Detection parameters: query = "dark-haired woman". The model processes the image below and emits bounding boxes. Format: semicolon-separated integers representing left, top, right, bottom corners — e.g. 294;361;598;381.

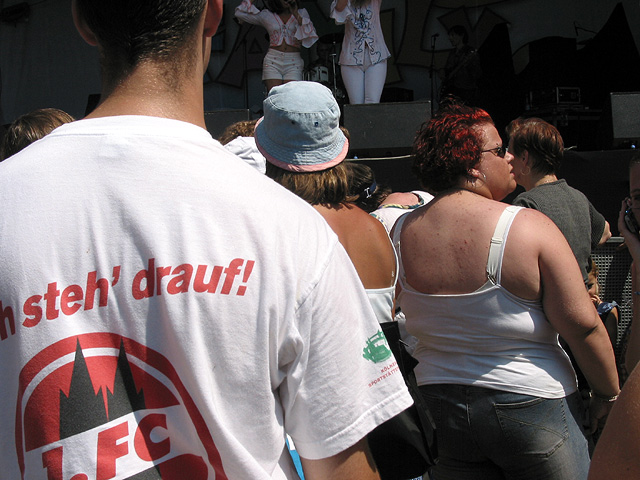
235;0;318;92
330;0;389;104
507;116;611;285
393;102;619;479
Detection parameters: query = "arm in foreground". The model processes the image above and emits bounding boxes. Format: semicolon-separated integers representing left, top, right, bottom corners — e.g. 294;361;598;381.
537;213;620;431
301;438;380;480
589;364;640;479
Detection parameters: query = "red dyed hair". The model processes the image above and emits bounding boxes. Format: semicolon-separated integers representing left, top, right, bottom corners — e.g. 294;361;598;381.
412;102;493;193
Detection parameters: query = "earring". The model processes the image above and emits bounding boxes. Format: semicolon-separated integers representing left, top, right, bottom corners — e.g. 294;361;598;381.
521;165;531;176
470;172;487;185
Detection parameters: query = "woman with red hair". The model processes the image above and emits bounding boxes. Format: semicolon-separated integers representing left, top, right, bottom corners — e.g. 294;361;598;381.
392;102;619;479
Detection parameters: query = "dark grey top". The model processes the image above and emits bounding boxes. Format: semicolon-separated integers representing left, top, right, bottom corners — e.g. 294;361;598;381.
512;179;606;284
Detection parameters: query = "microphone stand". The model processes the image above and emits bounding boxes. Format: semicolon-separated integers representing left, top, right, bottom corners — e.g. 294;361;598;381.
330;51;338;98
429;34;439;117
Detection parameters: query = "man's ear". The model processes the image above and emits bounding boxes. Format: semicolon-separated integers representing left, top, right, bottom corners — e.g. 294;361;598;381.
71;0;98;46
203;0;223;37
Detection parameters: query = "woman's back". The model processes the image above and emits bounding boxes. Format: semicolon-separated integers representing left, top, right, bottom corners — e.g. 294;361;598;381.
399;189;547;301
315;203;396;290
397;198;578;396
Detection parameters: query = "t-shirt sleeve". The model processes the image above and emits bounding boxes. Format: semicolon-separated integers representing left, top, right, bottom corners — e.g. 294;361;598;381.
280;242;413;460
512;193;539;210
589;201;607;249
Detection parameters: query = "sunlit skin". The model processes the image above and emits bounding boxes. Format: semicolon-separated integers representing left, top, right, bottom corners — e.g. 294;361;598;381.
476;124;517;201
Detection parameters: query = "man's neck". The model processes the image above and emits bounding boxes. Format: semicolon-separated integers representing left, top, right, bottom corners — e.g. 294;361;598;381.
87;62;207;129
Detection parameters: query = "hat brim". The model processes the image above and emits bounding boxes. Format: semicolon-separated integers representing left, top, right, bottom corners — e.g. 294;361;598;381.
254;117;349;172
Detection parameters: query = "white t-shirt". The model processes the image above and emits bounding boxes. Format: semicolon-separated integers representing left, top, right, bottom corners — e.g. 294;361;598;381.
0;116;412;479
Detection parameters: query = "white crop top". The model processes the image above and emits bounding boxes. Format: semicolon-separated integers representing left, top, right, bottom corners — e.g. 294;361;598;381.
394;205;577;399
235;0;318;49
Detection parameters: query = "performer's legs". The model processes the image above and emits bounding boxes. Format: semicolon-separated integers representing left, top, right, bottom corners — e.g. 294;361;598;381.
263;49;303;93
363;59;387;104
341;64;366;104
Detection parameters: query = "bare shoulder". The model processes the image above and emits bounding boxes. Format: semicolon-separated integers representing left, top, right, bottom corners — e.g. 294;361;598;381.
317;204;390;248
380;191;419;206
510;207;567;246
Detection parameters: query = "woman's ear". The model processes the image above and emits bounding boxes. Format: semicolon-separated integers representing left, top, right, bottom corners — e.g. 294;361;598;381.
468;168;483;182
522;150;530;166
71;0;98;46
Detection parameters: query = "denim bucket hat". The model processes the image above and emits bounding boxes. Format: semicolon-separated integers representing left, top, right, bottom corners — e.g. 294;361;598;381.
254;81;349;172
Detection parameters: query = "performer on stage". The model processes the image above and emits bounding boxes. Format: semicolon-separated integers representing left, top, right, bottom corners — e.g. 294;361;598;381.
439;25;482;105
235;0;318;93
330;0;390;104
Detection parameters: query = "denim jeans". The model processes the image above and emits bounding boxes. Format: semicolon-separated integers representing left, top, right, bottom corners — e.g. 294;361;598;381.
420;384;589;480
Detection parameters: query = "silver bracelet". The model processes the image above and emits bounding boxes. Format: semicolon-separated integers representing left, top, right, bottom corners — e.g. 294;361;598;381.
592;392;619;403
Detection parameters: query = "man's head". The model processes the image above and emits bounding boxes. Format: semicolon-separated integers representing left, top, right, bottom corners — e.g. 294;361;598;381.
72;0;221;83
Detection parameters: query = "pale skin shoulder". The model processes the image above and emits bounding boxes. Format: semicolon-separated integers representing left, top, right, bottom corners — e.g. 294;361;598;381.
380;191;420;207
315;203;396;290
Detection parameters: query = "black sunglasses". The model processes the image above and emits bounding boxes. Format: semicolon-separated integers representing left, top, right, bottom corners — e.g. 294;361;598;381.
482;145;507;158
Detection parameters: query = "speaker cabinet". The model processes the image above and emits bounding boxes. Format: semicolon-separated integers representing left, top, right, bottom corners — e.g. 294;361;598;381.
204;109;250;140
610;92;640;146
592;238;632;363
343;101;431;157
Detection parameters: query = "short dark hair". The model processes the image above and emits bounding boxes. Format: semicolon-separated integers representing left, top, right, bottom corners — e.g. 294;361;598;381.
265;161;350;206
344;161;391;213
75;0;207;77
448;25;469;44
412;102;493;193
629;151;640;171
506;117;563;175
264;0;299;14
1;108;74;160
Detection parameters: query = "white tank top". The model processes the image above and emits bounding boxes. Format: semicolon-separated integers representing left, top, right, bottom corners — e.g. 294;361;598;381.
394;205;577;399
366;234;398;324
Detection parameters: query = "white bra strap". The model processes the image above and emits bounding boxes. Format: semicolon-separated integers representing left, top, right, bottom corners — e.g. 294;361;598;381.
391;212;410;286
486;205;522;284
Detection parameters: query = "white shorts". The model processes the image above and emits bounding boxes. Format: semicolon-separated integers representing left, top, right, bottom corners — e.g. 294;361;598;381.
262;49;304;81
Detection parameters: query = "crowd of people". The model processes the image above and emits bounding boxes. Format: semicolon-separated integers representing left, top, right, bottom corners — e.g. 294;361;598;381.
1;0;639;479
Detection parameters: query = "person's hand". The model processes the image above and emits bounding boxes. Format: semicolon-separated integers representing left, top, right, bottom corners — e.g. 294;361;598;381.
285;0;298;16
587;394;617;434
